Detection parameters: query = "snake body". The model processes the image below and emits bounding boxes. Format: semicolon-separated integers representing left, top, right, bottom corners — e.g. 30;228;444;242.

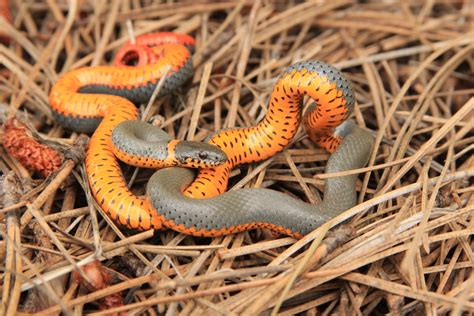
50;31;374;237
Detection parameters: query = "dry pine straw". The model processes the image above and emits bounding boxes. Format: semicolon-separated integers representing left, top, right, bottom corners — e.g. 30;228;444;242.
0;1;473;315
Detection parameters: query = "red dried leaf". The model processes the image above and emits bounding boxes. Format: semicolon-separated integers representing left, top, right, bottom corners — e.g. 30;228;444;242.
3;118;63;177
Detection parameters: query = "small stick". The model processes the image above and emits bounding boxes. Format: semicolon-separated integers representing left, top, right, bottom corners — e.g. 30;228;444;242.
126;19;136;44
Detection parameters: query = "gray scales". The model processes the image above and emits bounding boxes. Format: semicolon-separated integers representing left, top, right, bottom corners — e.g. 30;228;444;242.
284;60;355;110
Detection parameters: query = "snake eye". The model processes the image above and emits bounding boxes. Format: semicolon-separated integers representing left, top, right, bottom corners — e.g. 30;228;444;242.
198;152;208;160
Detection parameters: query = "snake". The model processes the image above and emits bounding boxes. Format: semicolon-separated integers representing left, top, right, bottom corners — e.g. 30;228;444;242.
50;31;373;238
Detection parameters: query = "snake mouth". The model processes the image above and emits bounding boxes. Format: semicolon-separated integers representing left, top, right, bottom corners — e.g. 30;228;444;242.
181;157;221;168
179;152;227;168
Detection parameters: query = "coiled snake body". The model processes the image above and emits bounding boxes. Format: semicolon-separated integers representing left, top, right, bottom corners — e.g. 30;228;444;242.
50;32;373;238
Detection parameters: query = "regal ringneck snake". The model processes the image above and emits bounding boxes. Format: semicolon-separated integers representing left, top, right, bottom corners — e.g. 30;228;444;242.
49;32;374;238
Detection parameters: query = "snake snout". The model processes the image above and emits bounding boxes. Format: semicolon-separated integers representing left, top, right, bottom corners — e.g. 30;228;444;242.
175;141;227;167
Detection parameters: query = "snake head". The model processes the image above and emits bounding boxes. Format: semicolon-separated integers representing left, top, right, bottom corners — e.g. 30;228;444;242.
175;141;227;167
